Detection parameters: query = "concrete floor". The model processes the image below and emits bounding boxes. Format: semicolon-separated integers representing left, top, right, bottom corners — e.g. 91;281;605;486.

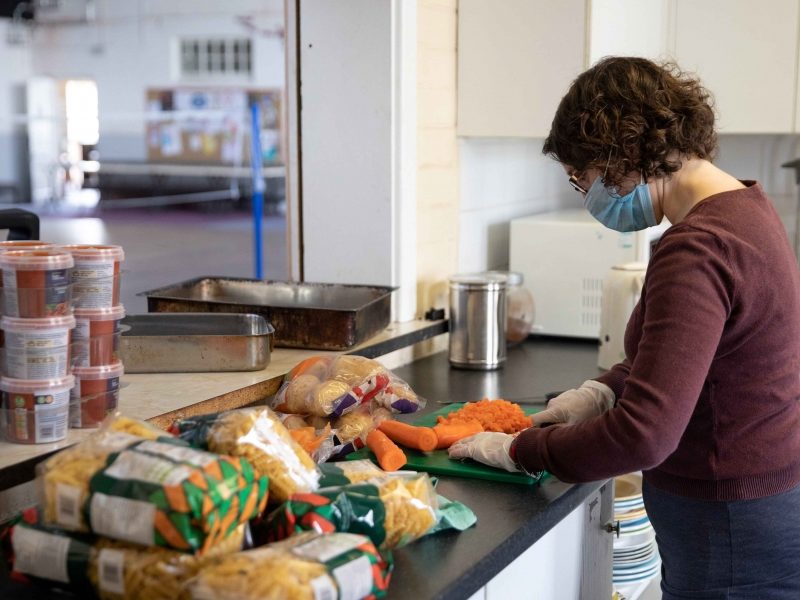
31;207;288;314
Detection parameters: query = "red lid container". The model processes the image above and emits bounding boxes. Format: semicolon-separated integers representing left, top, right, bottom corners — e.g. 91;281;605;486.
60;245;124;308
1;375;74;443
71;361;124;428
73;305;125;367
0;250;74;317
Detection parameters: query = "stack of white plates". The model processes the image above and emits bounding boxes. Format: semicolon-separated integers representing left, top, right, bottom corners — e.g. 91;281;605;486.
613;473;661;591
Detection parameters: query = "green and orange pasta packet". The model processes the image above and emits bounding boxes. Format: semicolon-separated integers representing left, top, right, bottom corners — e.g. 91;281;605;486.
259;472;439;550
8;521;245;600
38;417;268;554
184;532;392;600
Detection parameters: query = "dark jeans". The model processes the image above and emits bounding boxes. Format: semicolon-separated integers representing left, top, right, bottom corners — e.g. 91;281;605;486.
643;480;800;599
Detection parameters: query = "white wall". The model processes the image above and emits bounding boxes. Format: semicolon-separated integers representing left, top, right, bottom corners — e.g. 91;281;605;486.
0;19;32;199
459;134;800;273
27;0;284;160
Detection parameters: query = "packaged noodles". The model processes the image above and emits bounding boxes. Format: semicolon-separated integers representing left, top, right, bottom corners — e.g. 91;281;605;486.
173;407;320;503
9;523;245;600
185;532;392;600
262;472;438;549
38;421;268;553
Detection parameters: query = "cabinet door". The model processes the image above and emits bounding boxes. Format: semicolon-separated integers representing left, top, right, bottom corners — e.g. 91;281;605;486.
673;0;799;133
589;0;672;64
457;0;586;138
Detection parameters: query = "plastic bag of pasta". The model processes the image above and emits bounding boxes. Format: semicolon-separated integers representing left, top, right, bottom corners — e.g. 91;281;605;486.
318;458;387;487
38;423;268;553
172;407;321;504
88;525;246;600
184;532;392;600
8;523;95;594
7;523;246;600
272;354;425;417
259;472;438;550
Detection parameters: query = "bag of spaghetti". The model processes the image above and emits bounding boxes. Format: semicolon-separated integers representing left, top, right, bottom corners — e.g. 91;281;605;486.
184;531;392;600
38;417;268;554
8;523;246;600
171;407;320;503
272;354;425;418
258;472;438;550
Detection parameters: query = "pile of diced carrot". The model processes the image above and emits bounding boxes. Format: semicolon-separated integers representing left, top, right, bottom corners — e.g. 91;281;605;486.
437;399;531;434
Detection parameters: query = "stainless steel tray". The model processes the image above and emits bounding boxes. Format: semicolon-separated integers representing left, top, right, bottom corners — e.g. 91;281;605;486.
119;313;274;373
140;277;394;350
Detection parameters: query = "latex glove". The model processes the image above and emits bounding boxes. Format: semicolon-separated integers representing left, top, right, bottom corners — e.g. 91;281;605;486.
533;380;615;427
448;432;518;473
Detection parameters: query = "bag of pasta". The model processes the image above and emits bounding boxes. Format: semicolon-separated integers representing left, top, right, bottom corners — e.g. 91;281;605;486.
260;472;438;550
184;532;392;600
8;523;95;594
7;523;247;600
172;407;321;504
272;354;425;417
38;423;268;553
88;525;246;600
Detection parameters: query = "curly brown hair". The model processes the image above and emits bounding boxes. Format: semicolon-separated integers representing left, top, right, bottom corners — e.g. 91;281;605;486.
542;57;717;188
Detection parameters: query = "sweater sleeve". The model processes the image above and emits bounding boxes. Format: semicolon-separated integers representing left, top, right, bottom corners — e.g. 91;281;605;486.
513;227;735;481
595;359;631;400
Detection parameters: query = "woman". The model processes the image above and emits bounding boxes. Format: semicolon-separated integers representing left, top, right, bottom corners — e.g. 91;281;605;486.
450;57;800;598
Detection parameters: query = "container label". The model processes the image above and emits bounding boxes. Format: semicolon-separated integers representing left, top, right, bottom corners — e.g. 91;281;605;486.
4;329;70;379
34;401;68;442
2;269;17;314
72;261;115;308
72;318;91;367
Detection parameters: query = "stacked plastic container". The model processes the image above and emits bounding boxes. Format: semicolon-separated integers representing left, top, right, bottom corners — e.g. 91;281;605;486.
0;243;75;444
61;245;125;430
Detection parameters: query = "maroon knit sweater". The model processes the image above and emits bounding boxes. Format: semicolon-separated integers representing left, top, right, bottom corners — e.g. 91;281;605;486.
513;181;800;500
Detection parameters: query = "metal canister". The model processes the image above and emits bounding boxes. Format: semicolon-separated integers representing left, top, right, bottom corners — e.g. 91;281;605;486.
448;274;507;370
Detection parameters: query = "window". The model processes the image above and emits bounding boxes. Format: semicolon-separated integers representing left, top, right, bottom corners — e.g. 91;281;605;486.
179;38;252;78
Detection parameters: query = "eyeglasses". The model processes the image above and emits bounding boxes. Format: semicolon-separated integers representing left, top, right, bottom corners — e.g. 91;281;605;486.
568;174;588;195
568;148;614;196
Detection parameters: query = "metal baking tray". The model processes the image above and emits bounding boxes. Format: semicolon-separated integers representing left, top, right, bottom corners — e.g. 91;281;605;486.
119;313;274;373
140;277;394;350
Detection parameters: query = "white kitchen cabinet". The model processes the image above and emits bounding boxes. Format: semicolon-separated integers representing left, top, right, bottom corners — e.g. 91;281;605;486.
459;0;800;137
672;0;799;133
456;0;587;138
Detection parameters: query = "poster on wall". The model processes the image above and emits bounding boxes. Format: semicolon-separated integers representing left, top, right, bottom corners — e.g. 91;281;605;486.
145;87;283;165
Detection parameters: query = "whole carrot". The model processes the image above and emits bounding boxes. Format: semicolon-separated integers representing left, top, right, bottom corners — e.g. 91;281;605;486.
377;420;438;452
433;420;483;449
366;429;407;471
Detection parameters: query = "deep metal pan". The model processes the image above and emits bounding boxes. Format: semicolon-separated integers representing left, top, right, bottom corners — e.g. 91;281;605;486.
120;313;274;373
140;277;394;350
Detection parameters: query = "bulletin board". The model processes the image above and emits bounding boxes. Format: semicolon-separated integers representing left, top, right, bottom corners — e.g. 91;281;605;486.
145;87;283;165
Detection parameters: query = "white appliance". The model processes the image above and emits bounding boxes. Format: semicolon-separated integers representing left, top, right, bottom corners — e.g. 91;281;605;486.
598;263;646;369
509;209;667;338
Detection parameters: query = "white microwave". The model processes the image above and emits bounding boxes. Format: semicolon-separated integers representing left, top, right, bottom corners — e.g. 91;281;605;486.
509;209;668;339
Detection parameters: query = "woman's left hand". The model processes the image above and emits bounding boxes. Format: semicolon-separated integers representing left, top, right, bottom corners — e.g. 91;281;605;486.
448;432;519;473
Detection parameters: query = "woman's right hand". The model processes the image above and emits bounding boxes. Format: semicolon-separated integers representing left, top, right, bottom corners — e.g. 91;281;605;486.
533;380;615;427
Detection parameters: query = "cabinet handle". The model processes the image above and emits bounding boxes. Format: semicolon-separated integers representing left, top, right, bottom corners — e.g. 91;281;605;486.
604;520;620;538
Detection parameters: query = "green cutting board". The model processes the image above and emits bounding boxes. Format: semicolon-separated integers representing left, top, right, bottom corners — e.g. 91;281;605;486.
346;403;547;485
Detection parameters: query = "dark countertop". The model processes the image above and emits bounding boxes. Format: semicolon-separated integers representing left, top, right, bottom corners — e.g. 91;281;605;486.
0;336;606;600
385;337;607;600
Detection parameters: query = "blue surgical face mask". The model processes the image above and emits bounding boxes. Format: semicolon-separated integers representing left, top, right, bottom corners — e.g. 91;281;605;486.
584;175;657;232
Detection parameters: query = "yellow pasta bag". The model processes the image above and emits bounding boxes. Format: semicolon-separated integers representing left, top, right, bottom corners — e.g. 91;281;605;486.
184;532;392;600
173;407;321;503
9;523;245;600
88;526;246;600
260;472;438;550
38;420;267;553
